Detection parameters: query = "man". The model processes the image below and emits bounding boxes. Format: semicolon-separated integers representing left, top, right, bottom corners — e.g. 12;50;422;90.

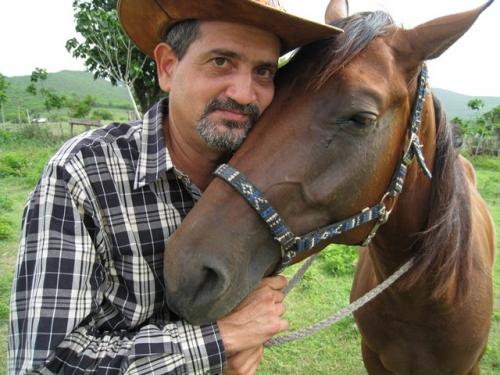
8;0;341;373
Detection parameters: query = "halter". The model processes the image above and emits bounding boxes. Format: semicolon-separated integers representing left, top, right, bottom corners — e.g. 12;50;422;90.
214;65;432;271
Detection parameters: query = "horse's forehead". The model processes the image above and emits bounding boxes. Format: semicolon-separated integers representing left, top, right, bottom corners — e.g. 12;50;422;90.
352;37;396;73
340;37;408;95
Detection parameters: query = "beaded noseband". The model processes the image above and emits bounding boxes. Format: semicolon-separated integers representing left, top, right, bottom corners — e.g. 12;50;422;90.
214;65;432;271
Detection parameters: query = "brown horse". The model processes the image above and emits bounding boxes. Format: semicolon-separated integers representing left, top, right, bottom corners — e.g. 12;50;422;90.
164;2;496;373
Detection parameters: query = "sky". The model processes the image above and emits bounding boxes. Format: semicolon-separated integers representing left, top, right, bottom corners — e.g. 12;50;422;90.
0;0;498;96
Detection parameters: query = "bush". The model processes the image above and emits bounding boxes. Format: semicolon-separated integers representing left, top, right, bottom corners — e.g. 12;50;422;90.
0;125;64;147
319;244;358;276
0;217;13;240
0;196;13;211
0;152;29;177
91;109;114;121
16;124;59;144
0;128;13;143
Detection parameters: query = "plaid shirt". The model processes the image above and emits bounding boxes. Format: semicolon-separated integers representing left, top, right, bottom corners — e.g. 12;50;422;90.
9;99;226;374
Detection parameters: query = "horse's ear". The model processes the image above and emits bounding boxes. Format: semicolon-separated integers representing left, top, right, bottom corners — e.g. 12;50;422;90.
325;0;349;24
392;0;494;63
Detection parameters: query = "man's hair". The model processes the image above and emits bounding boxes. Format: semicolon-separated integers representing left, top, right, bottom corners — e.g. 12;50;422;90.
163;20;201;59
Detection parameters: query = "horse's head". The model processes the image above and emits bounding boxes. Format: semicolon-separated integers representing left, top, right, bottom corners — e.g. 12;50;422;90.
164;1;494;324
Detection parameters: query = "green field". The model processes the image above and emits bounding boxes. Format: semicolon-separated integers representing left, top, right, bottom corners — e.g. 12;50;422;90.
0;125;498;374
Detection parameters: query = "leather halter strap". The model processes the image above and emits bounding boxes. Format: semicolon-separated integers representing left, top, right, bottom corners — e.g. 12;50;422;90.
214;65;431;271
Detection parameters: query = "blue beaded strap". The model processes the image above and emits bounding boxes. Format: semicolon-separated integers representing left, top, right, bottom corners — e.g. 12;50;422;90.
296;204;385;253
214;164;386;267
214;164;297;257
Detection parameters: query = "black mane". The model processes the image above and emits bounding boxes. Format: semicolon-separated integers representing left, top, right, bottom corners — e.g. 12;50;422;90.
278;11;395;91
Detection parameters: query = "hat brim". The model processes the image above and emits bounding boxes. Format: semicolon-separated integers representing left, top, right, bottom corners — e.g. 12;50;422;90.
118;0;343;58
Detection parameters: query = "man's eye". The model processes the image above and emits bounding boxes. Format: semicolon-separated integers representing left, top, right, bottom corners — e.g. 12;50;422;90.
212;57;229;67
256;67;275;79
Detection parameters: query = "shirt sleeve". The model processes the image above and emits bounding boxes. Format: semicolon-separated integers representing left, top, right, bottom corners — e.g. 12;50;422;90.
8;161;226;374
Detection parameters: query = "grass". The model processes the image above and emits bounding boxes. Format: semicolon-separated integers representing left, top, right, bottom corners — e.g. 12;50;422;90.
0;127;498;374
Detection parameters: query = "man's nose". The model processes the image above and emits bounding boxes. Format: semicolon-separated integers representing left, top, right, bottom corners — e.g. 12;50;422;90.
225;73;258;106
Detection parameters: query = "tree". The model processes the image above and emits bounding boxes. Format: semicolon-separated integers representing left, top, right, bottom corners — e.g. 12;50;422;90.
26;68;67;122
0;73;9;126
68;95;96;118
66;0;161;118
26;68;48;95
467;98;485;113
462;101;499;155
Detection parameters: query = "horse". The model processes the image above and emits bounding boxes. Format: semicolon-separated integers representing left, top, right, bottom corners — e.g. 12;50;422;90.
164;2;496;373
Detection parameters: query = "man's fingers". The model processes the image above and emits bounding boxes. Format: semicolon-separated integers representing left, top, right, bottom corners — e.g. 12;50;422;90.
277;318;289;333
275;301;286;317
224;346;264;375
259;275;287;290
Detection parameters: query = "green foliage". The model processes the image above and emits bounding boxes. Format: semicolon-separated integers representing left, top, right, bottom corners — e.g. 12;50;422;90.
455;104;500;155
0;217;13;240
0;196;13;212
0;152;29;177
26;68;68;117
0;72;10;106
0;187;14;241
1;72;10;125
44;91;66;111
433;88;500;120
319;244;358;276
26;68;48;96
67;0;160;114
12;124;60;144
0;128;12;143
68;95;96;118
468;98;485;112
91;108;114;120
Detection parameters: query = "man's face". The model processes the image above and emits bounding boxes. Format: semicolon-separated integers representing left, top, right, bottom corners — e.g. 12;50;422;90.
159;21;281;152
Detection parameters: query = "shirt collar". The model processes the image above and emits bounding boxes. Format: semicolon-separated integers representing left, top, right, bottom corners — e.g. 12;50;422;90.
134;98;174;190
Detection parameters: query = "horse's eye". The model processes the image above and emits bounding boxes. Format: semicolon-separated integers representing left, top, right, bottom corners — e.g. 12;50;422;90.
351;113;378;127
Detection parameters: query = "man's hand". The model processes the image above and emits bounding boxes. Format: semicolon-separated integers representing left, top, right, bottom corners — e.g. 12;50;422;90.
217;275;287;372
218;275;288;354
223;346;263;375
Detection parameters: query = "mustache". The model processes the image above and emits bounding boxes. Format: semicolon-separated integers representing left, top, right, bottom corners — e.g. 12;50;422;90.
202;97;260;124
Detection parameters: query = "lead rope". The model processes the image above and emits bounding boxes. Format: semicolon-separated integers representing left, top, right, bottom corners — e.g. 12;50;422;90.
265;256;415;347
282;253;319;296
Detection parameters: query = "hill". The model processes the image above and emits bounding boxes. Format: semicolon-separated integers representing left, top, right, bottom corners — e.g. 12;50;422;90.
432;88;500;120
2;70;499;122
3;70;132;121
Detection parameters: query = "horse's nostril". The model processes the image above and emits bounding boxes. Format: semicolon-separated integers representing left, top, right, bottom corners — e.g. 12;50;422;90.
201;266;220;291
193;264;230;305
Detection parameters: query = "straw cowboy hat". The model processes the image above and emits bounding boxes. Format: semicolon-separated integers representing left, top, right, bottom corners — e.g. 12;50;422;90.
117;0;343;57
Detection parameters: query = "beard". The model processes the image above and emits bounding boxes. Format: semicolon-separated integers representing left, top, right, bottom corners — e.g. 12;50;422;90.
196;97;260;151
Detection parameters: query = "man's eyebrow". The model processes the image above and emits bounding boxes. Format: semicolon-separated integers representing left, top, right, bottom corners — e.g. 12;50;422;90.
207;49;278;68
207;49;241;60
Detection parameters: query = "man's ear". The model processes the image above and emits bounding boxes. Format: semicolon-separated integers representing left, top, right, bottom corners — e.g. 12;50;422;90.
154;43;178;92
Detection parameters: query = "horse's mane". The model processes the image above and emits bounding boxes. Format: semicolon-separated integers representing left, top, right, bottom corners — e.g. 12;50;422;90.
402;95;473;302
279;12;474;302
279;11;395;91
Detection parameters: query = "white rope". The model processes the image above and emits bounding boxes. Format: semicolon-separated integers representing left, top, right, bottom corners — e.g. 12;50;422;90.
282;253;318;296
265;256;415;347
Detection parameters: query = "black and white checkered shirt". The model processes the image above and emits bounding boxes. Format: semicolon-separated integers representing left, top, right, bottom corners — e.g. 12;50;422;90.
9;99;226;374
